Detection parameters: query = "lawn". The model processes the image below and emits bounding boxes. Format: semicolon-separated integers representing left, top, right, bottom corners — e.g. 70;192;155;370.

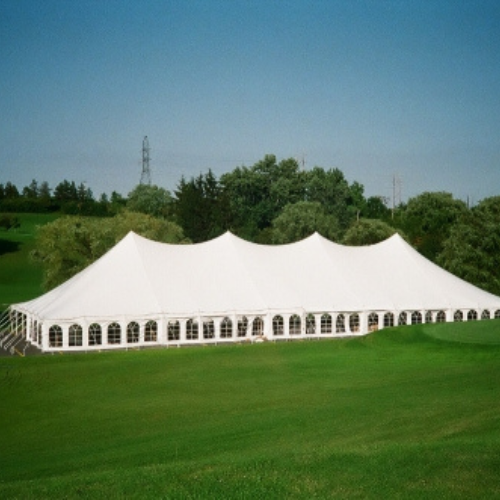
0;213;58;308
1;323;500;499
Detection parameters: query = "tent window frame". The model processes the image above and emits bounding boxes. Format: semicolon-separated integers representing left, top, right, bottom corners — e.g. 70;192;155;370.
305;313;316;334
186;319;199;340
336;314;346;333
220;317;233;338
398;312;407;326
411;311;422;325
145;320;157;342
203;320;215;340
69;324;82;347
49;325;63;348
321;314;332;334
273;315;284;336
127;322;140;343
384;312;394;328
89;323;102;345
237;316;248;337
467;310;478;321
454;310;463;322
289;314;301;335
168;321;180;341
436;311;446;323
108;323;121;344
481;310;490;320
349;314;360;333
368;313;378;331
252;317;264;336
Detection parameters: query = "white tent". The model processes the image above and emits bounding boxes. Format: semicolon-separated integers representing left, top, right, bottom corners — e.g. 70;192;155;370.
8;231;500;352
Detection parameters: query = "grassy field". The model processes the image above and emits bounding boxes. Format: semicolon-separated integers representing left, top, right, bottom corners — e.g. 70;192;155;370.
1;323;500;499
0;213;58;308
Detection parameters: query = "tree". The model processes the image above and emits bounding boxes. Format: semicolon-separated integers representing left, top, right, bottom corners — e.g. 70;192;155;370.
401;192;467;261
32;211;189;290
303;167;359;230
438;196;500;295
174;170;228;242
364;196;391;220
221;155;304;239
342;219;399;246
127;184;173;218
271;201;340;244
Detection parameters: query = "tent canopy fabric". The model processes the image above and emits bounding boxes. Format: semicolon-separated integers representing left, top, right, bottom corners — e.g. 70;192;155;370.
13;230;500;324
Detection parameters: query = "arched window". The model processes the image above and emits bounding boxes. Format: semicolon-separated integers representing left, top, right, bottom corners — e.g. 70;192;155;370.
321;314;332;334
495;310;500;319
186;319;198;340
37;322;42;344
368;313;378;331
145;320;157;342
336;314;345;333
89;323;102;345
425;311;433;323
127;322;140;343
273;315;284;336
108;323;121;344
411;311;422;325
349;314;360;333
168;321;180;341
289;315;301;335
436;311;446;323
203;320;215;339
467;310;478;321
306;314;316;334
237;317;248;337
481;310;490;320
384;313;394;328
454;310;463;322
49;325;63;348
252;317;264;336
69;324;82;347
220;317;232;338
398;312;407;326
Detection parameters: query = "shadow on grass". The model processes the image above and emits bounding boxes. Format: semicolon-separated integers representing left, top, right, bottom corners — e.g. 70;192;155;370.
0;238;20;256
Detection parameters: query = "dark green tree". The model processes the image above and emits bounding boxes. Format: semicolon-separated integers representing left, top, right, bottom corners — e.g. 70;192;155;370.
174;170;227;242
401;192;467;261
438;196;500;295
221;155;304;239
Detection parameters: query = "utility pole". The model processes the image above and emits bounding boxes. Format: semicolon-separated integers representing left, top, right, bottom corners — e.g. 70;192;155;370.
140;136;151;185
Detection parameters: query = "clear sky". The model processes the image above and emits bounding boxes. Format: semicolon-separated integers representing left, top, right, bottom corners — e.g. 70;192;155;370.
1;0;499;204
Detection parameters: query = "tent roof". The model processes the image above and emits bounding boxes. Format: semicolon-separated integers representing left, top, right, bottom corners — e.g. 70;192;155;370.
14;231;500;323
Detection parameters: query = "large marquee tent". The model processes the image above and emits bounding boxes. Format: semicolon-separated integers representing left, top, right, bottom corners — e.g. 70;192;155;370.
6;231;500;352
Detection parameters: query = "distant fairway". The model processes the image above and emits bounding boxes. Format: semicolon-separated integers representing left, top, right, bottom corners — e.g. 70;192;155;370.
424;318;500;345
0;213;58;308
1;324;500;499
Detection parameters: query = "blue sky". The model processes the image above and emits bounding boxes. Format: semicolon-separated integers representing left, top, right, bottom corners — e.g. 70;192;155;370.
1;0;499;204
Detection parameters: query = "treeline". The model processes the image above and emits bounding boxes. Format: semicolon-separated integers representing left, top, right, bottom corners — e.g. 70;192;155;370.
2;154;500;295
0;179;125;216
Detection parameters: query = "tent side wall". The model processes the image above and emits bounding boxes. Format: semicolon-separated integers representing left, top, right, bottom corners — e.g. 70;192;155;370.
10;305;500;353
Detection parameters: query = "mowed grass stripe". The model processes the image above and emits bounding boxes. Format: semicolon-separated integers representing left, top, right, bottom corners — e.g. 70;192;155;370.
1;326;500;498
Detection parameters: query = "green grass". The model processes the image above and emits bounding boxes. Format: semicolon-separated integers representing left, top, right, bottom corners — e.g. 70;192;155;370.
425;319;500;344
0;213;58;307
1;324;500;498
